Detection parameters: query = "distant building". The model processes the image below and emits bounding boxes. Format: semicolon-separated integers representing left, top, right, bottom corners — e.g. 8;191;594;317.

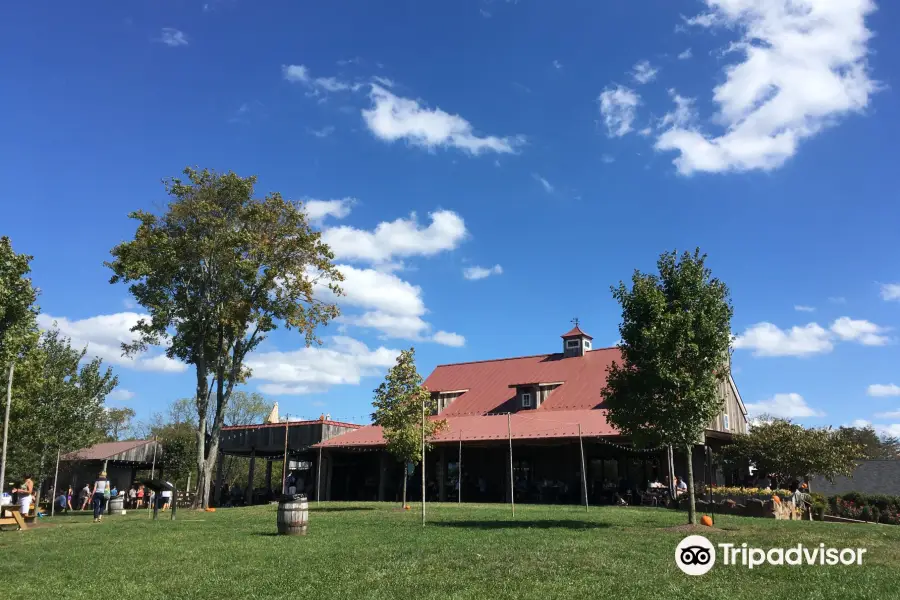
811;460;900;496
60;439;163;492
314;324;748;504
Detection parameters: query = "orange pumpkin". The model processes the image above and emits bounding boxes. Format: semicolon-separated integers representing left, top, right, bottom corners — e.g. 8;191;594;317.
404;505;411;510
773;495;782;504
205;507;216;512
700;515;713;527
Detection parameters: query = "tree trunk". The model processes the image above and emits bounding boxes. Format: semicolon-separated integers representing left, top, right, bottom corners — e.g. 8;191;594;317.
401;467;407;508
685;444;697;525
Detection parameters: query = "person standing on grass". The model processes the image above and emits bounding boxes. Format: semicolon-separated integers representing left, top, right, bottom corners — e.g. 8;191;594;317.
66;486;74;511
128;485;136;508
79;483;91;510
12;475;34;516
136;484;144;508
91;471;111;522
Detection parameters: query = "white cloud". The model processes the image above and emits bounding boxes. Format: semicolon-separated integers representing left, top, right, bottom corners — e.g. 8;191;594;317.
463;264;503;281
553;60;563;70
880;283;900;301
631;60;659;84
656;0;878;175
247;336;400;396
532;173;554;193
324;265;426;318
282;64;357;95
794;305;816;312
867;383;900;397
108;389;135;402
321;210;466;264
733;322;833;357
158;28;188;47
36;313;186;373
851;419;900;437
830;316;889;346
432;331;466;347
339;311;429;340
598;85;640;138
734;316;889;356
309;126;335;138
282;64;310;83
659;90;697;130
874;409;900;419
304;198;354;222
678;48;693;60
362;84;523;155
601;154;615;164
745;393;824;419
372;76;395;88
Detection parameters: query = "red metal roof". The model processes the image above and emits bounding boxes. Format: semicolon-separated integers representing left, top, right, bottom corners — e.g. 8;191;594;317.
317;409;618;448
61;440;154;461
318;347;625;449
426;347;620;415
561;325;592;339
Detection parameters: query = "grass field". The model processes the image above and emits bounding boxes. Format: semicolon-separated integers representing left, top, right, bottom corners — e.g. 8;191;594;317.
2;502;898;599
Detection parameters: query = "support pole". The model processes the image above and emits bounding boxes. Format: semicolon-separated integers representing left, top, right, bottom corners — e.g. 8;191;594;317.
246;450;256;505
316;446;322;504
507;413;515;518
281;416;290;494
421;396;426;527
578;424;589;512
50;447;61;517
0;362;13;497
458;429;462;505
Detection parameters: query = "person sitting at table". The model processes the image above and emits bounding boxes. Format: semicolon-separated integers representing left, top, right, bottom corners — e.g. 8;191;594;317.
675;476;688;496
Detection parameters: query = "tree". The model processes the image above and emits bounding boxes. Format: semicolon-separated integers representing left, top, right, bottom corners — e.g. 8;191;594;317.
107;167;342;508
0;236;40;490
837;426;900;460
602;249;733;525
372;348;446;507
7;329;118;501
104;407;137;441
723;418;867;488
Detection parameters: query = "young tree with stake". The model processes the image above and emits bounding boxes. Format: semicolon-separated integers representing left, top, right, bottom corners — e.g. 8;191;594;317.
107;167;342;508
372;348;446;508
602;249;733;525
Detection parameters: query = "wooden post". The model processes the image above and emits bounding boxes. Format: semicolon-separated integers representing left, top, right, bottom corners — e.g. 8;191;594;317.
666;445;675;499
458;429;462;505
316;446;322;504
265;460;273;495
578;424;589;512
0;362;13;497
421;396;426;526
214;450;225;507
438;447;447;502
246;450;256;505
507;413;514;518
50;448;61;517
150;438;158;479
281;416;290;495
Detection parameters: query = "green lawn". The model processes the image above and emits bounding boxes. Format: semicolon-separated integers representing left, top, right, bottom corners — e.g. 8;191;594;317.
2;502;898;599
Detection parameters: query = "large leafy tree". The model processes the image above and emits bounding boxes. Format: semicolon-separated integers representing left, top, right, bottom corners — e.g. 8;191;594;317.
7;329;118;500
0;236;40;489
107;167;342;508
837;425;900;460
602;249;733;525
372;348;446;507
723;418;867;488
104;407;137;440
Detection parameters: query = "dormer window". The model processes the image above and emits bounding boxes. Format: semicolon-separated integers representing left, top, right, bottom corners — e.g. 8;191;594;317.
522;393;532;408
566;339;580;349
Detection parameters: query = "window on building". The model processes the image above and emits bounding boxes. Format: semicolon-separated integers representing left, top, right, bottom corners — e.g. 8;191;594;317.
566;339;580;349
723;413;730;431
521;392;532;408
583;340;591;350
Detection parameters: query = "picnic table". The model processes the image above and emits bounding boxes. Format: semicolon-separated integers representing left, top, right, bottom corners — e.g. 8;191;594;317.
0;504;28;531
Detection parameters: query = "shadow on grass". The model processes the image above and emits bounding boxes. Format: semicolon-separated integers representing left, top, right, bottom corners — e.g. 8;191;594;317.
309;507;374;513
434;520;611;530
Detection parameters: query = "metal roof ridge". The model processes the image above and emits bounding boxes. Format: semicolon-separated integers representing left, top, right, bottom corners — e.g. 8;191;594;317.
432;345;619;369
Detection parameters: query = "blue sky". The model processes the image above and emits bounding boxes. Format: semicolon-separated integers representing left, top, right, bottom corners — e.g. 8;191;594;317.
3;1;900;433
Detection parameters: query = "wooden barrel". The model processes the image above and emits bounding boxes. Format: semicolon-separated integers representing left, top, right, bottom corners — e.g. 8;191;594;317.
277;494;308;535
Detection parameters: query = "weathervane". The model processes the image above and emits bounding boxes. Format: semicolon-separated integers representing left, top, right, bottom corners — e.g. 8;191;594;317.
571;317;579;327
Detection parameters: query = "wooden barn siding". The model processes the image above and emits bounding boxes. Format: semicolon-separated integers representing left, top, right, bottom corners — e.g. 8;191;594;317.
109;441;163;464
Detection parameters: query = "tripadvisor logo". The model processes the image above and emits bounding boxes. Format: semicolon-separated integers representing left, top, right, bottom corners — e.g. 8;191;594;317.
675;535;867;575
